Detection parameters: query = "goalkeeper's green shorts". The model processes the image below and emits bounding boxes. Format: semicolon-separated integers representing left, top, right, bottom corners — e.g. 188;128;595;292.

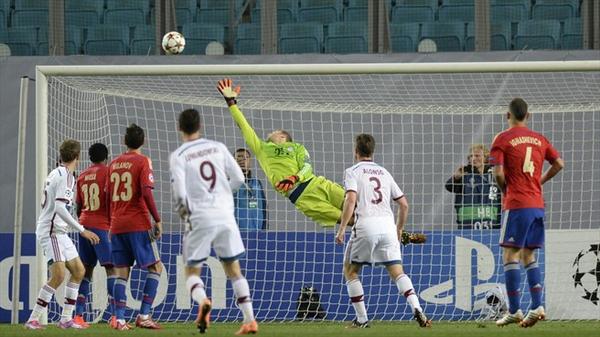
293;176;345;227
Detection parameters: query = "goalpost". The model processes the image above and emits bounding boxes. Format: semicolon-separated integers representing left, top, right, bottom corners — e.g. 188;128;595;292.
32;61;600;323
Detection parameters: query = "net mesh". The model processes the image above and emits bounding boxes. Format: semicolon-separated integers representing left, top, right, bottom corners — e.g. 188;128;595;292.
44;70;600;322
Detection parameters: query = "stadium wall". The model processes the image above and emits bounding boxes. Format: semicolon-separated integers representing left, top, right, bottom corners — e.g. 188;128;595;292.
0;50;599;234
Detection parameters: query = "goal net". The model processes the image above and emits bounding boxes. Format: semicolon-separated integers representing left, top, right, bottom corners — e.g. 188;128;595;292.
38;62;600;323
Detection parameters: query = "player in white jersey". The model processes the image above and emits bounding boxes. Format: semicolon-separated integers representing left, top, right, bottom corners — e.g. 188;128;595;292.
335;134;431;329
25;139;100;330
169;108;258;335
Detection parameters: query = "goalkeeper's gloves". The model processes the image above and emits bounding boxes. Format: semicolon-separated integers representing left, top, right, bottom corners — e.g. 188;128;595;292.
217;78;241;107
276;175;298;192
401;231;427;245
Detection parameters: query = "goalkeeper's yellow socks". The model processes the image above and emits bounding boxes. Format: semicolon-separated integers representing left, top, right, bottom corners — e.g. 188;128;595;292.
346;279;369;323
395;274;422;313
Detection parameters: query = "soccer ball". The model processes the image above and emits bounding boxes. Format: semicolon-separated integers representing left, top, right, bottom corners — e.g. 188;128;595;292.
162;31;185;55
571;244;600;305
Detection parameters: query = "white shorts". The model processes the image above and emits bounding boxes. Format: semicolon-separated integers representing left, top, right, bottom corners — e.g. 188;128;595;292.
344;233;402;266
183;223;245;267
38;233;79;264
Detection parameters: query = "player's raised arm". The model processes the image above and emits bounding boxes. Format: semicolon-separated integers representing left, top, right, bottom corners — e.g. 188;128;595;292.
217;78;262;155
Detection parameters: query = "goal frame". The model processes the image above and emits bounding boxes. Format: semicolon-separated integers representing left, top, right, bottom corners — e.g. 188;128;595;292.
31;60;600;323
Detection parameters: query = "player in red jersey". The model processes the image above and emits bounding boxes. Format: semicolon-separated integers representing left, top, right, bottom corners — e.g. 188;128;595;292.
108;124;163;330
74;143;114;327
490;98;564;328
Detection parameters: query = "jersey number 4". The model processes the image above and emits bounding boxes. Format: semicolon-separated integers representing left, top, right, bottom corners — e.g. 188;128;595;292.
81;183;101;211
523;146;535;177
111;172;133;202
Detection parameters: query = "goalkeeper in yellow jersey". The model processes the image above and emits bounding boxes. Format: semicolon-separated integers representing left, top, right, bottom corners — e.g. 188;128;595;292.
217;78;344;227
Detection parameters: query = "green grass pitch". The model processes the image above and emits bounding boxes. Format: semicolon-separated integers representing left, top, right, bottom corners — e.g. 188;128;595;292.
1;321;599;337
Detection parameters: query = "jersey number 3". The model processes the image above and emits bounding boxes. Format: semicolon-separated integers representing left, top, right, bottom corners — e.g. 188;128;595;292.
369;177;383;204
523;146;535;177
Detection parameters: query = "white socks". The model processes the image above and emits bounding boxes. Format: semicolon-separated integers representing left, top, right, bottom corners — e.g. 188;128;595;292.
186;275;207;304
61;281;80;322
395;274;422;312
346;279;368;323
232;277;255;323
29;284;56;322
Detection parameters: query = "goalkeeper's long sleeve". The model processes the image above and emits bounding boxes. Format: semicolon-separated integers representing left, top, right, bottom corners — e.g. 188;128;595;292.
229;105;263;155
296;162;313;182
294;145;313;182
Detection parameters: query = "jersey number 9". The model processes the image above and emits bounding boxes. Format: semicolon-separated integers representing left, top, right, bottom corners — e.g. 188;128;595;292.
200;161;216;192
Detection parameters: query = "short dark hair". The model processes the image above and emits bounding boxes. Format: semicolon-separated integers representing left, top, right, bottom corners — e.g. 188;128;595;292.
509;98;528;121
89;143;108;163
236;148;251;157
60;139;81;163
178;108;201;135
124;123;145;149
355;133;375;157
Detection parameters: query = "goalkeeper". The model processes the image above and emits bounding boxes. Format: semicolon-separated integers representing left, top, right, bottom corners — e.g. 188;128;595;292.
217;78;344;227
216;79;427;244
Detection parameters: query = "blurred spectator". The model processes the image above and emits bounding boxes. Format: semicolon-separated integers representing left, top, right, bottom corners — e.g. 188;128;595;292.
234;148;267;230
445;144;501;229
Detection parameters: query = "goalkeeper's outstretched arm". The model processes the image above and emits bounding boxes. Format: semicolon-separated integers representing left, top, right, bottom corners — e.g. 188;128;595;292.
217;78;262;155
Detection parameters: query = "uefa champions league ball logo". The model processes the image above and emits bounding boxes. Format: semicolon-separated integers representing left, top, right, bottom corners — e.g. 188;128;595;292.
572;244;600;305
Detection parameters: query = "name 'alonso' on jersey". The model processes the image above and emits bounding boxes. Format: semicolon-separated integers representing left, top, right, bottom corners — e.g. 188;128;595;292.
344;161;404;237
170;138;245;227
